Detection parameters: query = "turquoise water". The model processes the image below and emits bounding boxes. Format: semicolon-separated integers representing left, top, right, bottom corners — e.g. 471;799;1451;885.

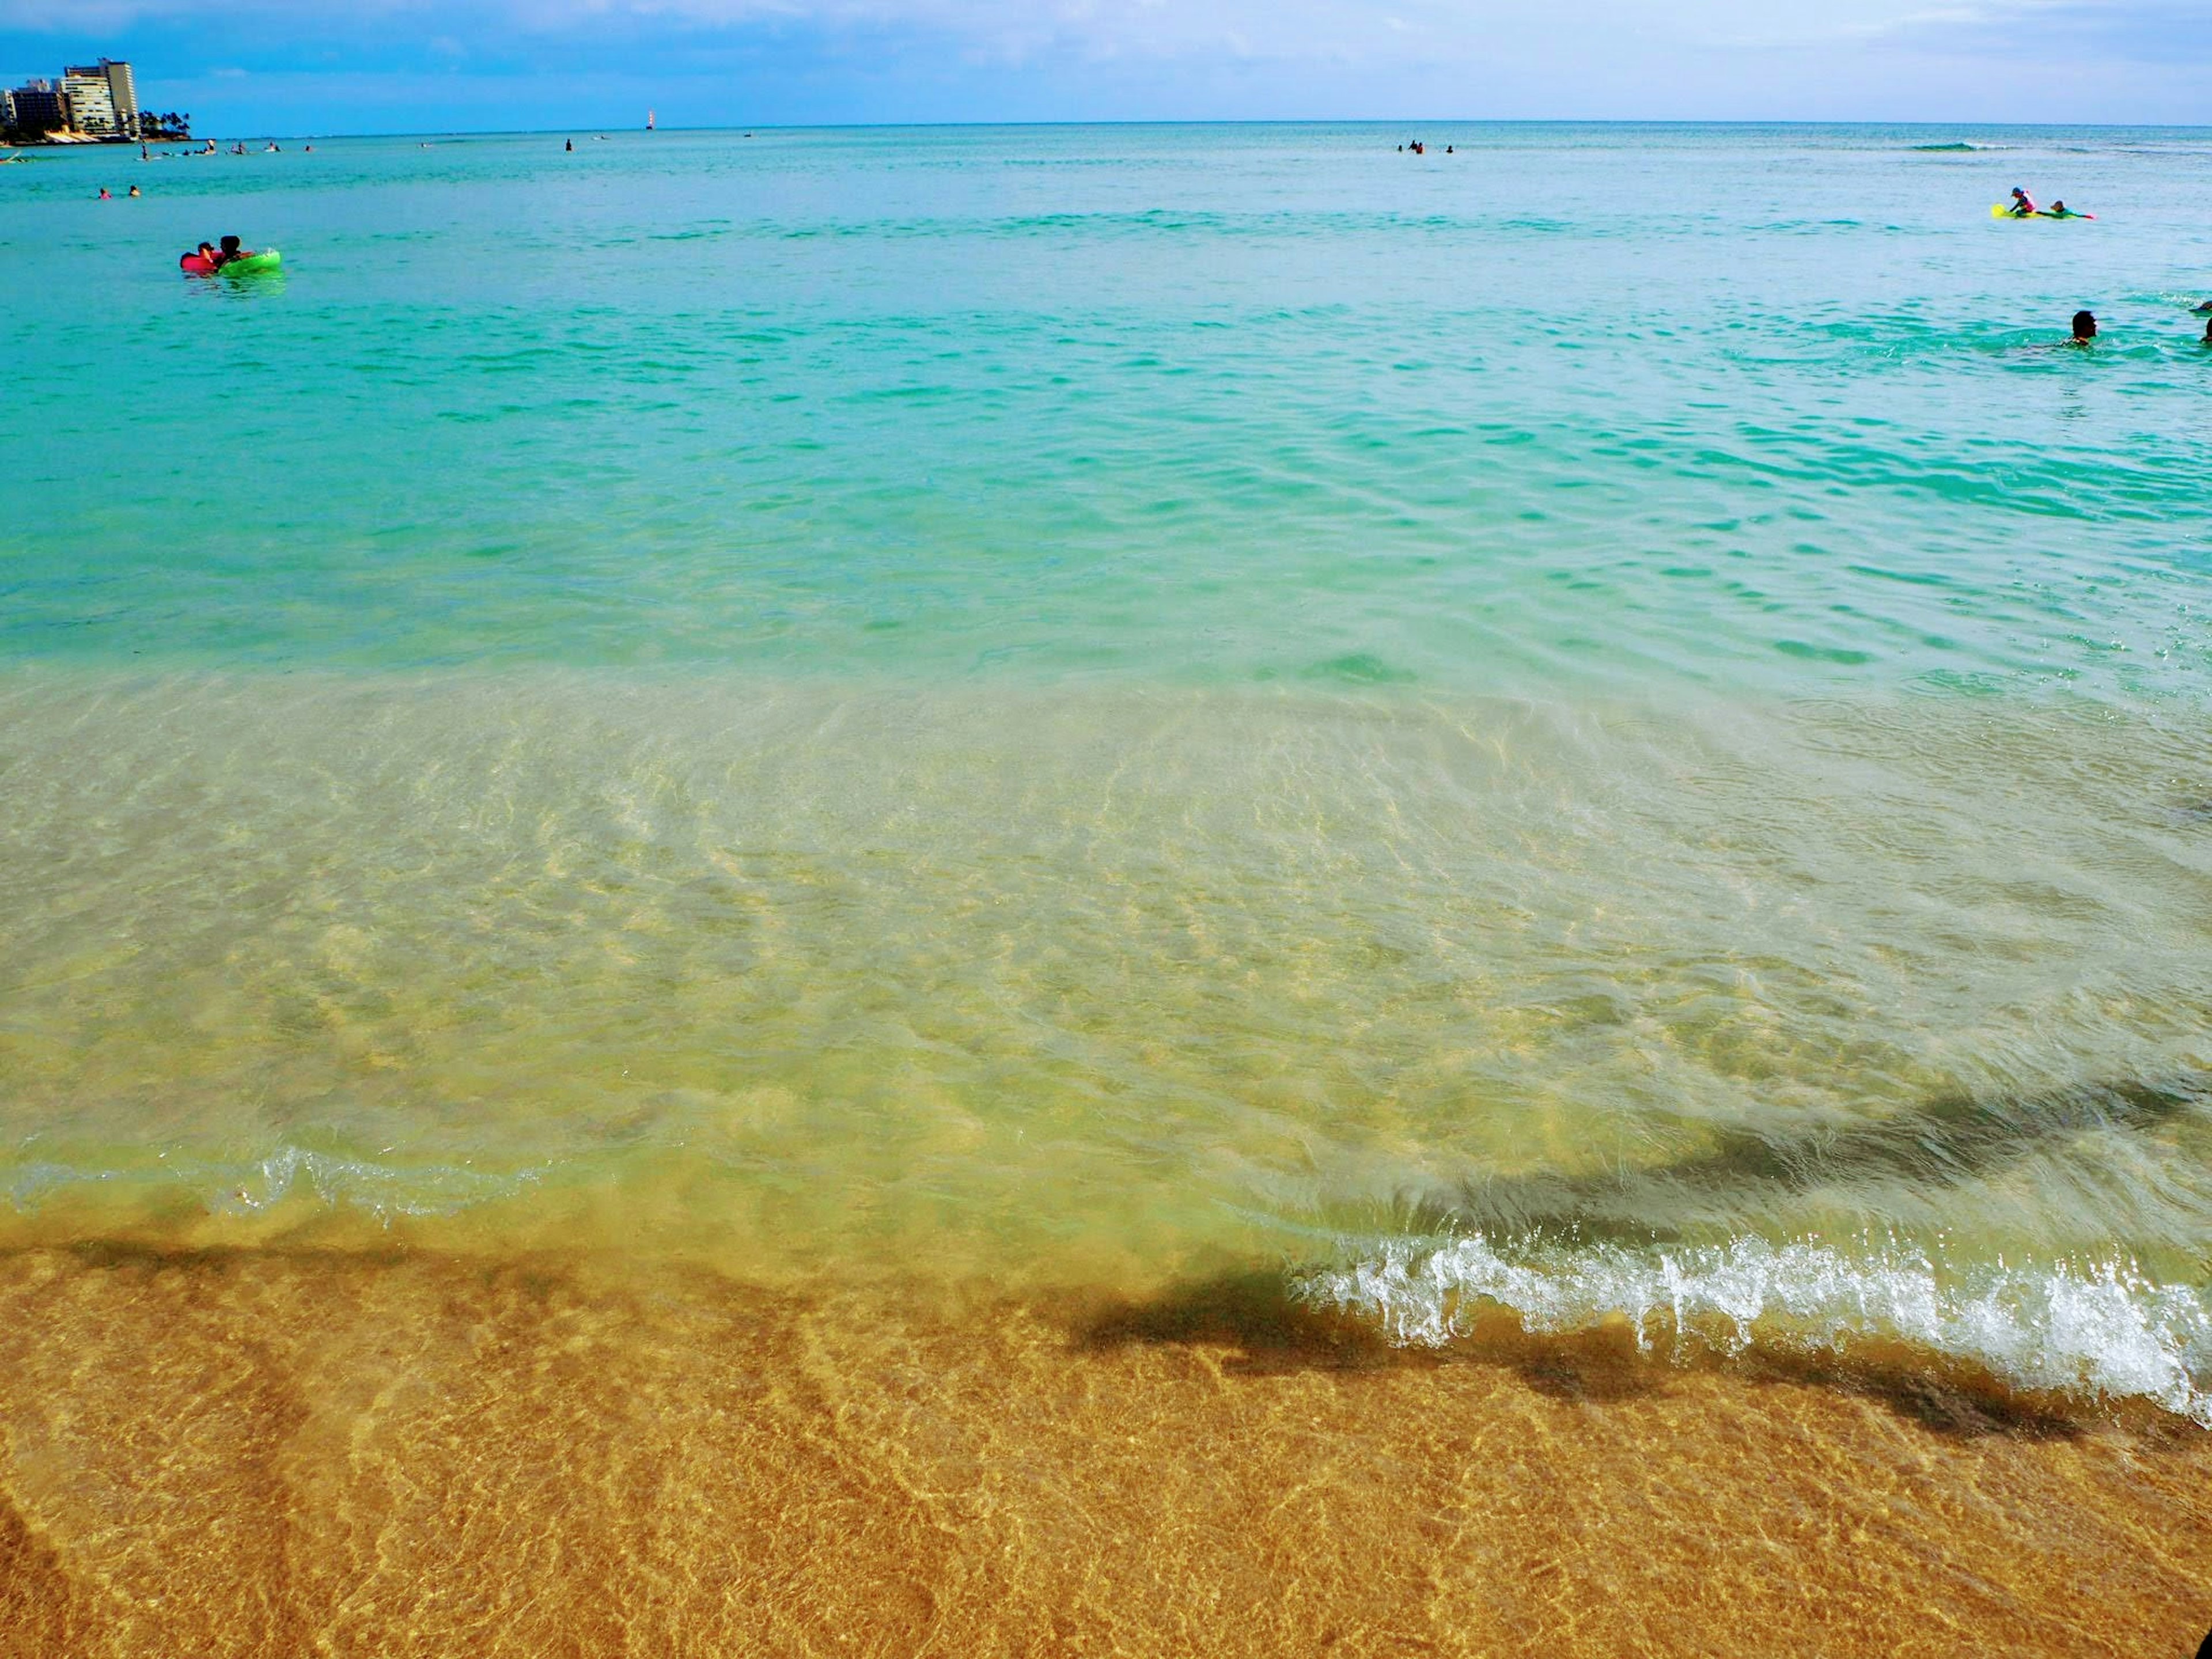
3;124;2210;1416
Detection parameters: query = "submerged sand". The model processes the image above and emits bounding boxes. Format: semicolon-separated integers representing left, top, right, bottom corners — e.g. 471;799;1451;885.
1;1246;2205;1657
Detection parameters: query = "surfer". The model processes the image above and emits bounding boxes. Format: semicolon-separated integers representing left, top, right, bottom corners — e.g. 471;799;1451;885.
2041;200;2093;219
2006;187;2036;218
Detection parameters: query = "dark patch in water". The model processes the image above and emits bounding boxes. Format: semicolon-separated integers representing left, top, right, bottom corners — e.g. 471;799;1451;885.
1077;1270;1400;1373
1434;1074;2204;1243
1300;652;1414;685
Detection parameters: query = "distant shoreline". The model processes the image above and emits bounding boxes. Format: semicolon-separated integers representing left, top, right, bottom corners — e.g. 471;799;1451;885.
0;133;189;148
7;118;2212;150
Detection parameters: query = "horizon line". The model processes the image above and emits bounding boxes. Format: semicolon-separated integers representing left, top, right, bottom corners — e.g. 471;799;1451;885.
44;115;2212;143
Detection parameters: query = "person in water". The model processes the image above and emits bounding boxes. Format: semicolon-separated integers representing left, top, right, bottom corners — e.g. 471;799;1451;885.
214;234;246;268
2068;309;2097;346
2008;187;2036;218
2043;200;2093;219
127;184;140;198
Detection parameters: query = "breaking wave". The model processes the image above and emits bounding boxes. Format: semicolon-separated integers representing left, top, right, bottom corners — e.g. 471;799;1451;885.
1296;1233;2212;1426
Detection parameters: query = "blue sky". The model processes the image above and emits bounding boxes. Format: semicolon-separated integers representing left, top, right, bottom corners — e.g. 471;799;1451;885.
3;0;2207;133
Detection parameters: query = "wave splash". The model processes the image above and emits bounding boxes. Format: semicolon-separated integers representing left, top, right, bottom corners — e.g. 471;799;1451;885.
1294;1234;2212;1426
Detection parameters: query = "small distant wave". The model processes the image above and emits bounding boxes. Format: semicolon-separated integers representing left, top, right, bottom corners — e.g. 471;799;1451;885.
1296;1234;2212;1426
1910;142;2006;152
6;1145;535;1224
214;1146;535;1218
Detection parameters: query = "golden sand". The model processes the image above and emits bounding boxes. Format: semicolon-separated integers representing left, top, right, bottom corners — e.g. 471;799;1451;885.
1;1246;2205;1657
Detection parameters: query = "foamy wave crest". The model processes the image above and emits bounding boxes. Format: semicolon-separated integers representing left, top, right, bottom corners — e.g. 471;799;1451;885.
1294;1235;2212;1426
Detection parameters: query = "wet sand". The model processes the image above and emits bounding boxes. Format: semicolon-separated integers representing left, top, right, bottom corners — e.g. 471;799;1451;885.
2;1246;2206;1657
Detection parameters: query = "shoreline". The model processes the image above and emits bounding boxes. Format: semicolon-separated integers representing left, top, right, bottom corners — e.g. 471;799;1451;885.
2;1243;2206;1656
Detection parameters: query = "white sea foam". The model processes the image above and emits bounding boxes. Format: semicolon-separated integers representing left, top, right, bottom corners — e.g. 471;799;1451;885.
1295;1234;2212;1426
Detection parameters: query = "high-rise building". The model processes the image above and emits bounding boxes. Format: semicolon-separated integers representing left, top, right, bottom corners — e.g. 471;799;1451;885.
7;79;67;135
60;67;119;135
97;60;138;135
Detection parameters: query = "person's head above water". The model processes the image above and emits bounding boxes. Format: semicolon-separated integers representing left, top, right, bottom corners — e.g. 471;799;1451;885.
219;235;241;254
2012;187;2029;200
2071;310;2097;340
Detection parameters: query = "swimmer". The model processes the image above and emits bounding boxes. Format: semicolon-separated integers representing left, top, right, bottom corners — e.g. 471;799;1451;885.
2202;315;2212;346
97;187;111;199
2006;187;2036;218
127;184;140;198
2067;309;2097;346
2041;200;2094;219
214;233;247;268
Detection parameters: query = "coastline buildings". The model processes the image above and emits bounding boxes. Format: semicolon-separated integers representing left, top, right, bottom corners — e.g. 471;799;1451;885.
5;59;144;139
5;78;69;137
60;67;119;136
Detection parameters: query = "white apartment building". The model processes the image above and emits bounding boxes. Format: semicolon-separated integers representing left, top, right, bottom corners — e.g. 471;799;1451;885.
60;67;119;135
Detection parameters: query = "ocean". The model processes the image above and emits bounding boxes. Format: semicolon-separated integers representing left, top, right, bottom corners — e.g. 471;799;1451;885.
2;122;2210;1652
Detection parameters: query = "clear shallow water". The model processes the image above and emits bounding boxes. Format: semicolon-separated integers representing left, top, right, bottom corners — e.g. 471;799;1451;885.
2;123;2211;1421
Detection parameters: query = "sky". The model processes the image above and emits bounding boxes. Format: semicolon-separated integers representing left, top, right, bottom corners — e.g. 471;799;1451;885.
2;0;2207;134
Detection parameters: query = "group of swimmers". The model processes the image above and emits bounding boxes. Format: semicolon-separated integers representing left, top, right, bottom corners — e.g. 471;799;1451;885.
1397;141;1454;154
94;185;141;199
2006;188;2092;219
2064;302;2212;347
181;235;252;271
